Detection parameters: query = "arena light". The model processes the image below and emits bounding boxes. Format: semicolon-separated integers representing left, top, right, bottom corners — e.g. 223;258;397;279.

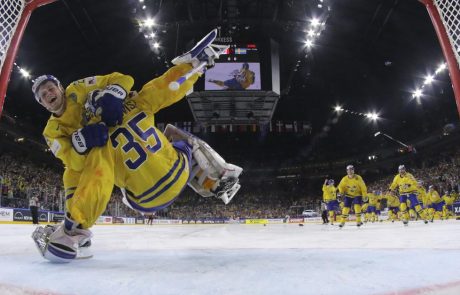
305;40;313;47
435;63;447;74
311;18;320;27
366;112;379;121
334;105;343;112
19;68;30;78
307;29;315;37
143;18;155;28
412;88;423;98
153;42;160;49
423;74;434;85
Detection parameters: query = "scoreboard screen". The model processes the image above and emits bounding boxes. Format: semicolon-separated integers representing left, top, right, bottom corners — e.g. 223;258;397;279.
205;43;261;90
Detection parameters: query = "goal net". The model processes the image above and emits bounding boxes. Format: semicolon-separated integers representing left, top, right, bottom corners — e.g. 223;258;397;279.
421;0;460;116
0;0;57;117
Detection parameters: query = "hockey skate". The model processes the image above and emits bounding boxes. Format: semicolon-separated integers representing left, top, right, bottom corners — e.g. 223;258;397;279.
171;29;229;68
32;224;93;263
163;124;242;204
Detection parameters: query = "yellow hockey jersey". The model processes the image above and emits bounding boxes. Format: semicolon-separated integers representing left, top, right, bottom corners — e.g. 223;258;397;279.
43;64;199;228
382;193;400;208
368;193;379;206
389;172;418;194
338;174;367;197
322;184;337;202
427;190;442;204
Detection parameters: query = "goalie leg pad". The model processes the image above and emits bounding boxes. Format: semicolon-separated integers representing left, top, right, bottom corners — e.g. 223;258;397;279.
163;124;243;204
32;224;93;263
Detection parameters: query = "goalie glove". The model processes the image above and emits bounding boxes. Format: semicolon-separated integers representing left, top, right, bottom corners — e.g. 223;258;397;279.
31;216;93;263
71;123;108;154
87;84;127;126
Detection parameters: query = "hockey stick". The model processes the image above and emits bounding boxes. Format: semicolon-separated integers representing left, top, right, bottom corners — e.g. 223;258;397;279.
168;61;208;91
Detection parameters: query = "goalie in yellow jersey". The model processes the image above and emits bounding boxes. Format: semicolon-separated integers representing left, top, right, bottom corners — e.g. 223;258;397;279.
337;165;367;228
30;29;242;262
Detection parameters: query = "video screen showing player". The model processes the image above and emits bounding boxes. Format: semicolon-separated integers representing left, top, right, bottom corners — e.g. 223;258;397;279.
206;62;260;90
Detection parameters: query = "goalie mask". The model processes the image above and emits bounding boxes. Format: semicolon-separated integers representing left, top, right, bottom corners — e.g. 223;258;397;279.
32;75;62;102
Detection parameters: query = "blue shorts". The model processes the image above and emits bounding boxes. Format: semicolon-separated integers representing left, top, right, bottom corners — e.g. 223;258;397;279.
367;206;376;213
389;206;399;212
224;78;244;90
326;200;339;211
400;193;419;209
343;196;363;208
433;201;445;212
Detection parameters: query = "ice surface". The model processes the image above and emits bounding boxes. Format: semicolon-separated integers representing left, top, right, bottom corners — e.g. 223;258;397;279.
1;220;460;295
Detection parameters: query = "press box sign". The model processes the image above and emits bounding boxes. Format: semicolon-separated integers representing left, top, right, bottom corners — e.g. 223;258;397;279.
0;208;13;221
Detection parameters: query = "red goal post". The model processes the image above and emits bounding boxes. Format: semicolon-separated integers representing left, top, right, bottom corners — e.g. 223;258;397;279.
0;0;58;117
420;0;460;117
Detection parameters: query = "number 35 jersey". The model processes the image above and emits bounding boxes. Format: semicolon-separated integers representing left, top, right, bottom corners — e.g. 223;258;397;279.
43;64;199;228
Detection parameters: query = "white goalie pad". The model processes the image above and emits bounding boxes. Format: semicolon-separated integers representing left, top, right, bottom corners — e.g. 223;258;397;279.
164;124;243;204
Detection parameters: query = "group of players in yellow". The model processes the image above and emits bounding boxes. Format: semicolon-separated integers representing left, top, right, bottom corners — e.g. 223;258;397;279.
322;165;457;227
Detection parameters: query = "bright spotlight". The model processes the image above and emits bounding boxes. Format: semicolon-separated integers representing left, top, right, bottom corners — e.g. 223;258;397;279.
305;39;313;47
412;88;423;98
311;18;320;27
153;42;160;49
143;18;154;28
334;105;343;112
423;75;434;85
435;63;447;74
19;68;30;78
366;112;379;121
308;29;315;37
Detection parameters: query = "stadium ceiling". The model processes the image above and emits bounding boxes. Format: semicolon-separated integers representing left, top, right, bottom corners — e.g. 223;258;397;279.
3;0;459;159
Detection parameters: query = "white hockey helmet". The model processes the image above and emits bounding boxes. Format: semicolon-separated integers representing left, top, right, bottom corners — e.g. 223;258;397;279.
32;75;62;102
398;165;406;172
346;165;354;171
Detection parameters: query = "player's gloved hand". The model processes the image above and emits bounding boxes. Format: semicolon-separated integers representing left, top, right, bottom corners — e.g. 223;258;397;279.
88;84;127;126
71;123;108;154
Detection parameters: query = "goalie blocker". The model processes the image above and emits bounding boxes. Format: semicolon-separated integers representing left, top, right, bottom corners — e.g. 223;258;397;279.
163;124;242;205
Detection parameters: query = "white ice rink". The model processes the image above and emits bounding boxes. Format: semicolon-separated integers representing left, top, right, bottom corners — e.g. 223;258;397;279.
1;220;460;295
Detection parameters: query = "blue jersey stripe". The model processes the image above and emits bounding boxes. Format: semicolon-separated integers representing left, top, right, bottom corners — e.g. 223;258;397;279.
140;154;187;204
126;154;182;199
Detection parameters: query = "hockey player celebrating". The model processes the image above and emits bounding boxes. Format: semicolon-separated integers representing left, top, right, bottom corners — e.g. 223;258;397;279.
337;165;367;228
31;29;242;262
389;165;428;225
322;179;339;225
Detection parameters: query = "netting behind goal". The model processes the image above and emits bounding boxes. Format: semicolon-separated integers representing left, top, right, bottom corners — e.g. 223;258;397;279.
0;0;25;74
0;0;57;117
421;0;460;116
433;0;460;67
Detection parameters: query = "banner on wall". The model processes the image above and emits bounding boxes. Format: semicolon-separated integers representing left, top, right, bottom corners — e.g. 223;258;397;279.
454;202;460;216
13;209;48;222
0;208;13;222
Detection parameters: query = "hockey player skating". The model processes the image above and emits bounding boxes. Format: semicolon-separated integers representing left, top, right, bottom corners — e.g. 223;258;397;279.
381;189;400;222
337;165;367;228
322;179;339;225
427;185;445;220
389;165;428;225
31;29;242;262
